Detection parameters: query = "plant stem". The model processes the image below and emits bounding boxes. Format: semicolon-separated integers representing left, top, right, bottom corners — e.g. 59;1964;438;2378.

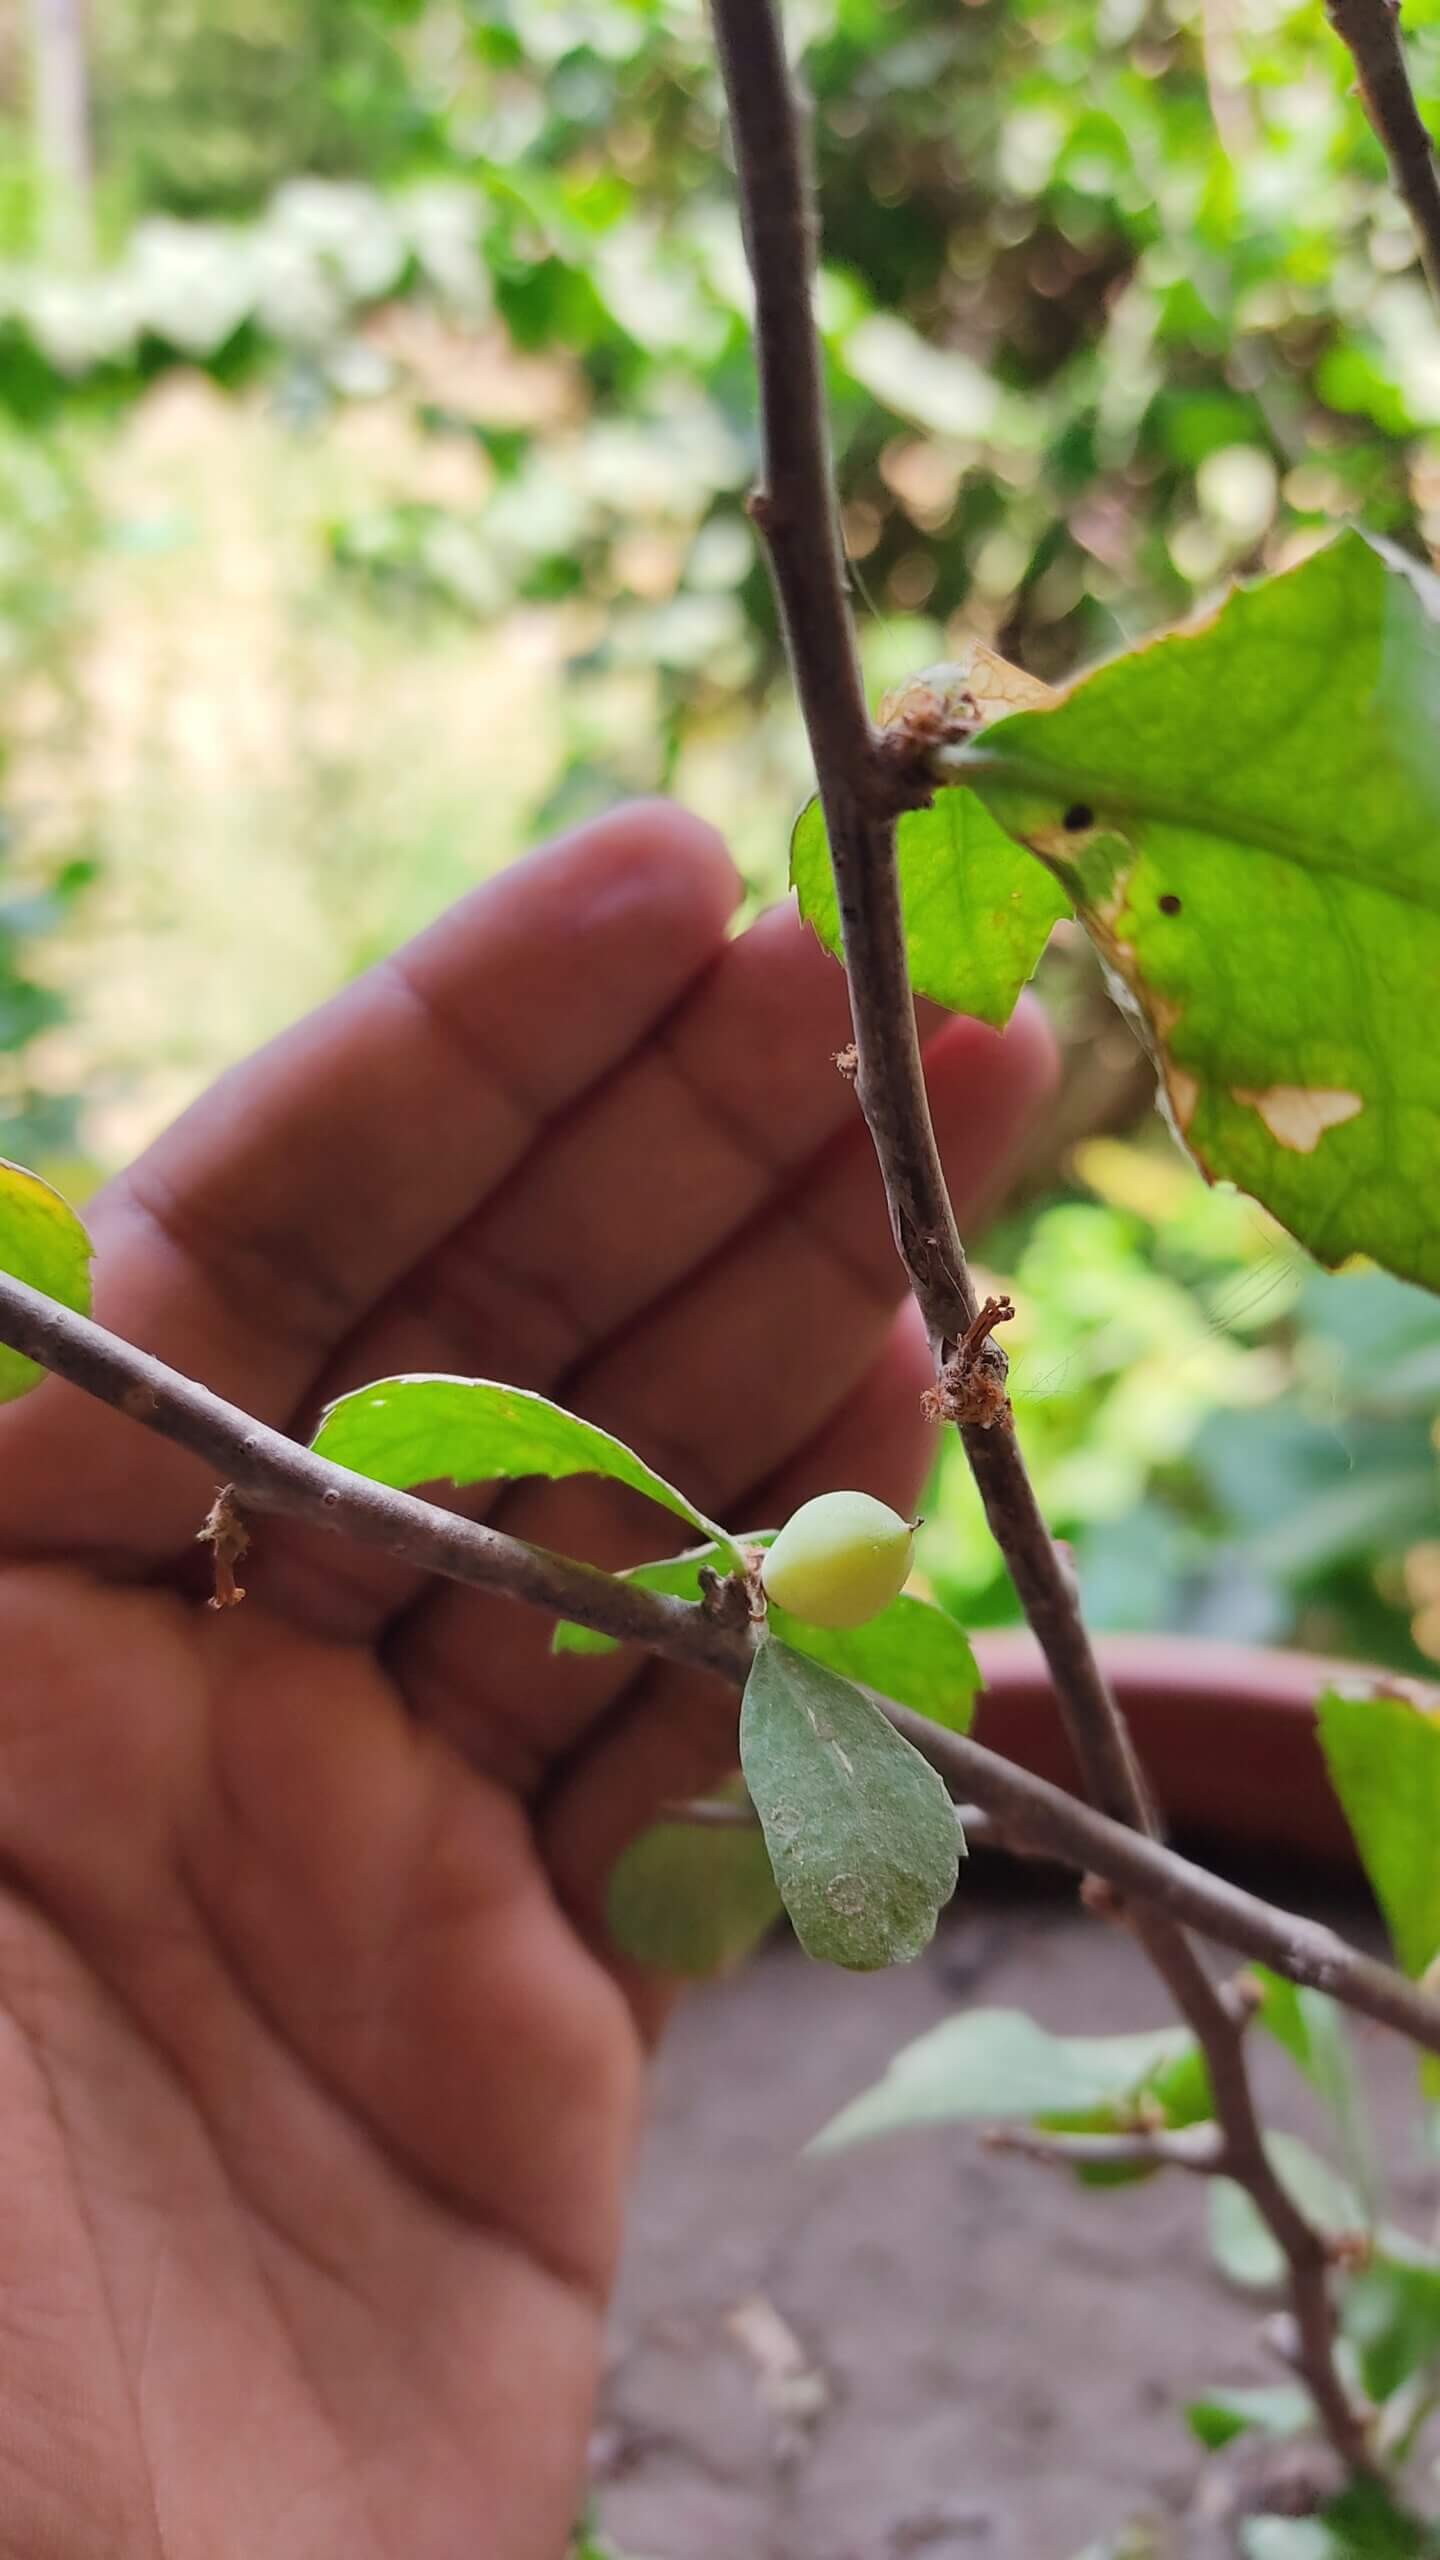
2;1268;1440;2081
707;0;1373;2473
0;1272;742;1678
1327;0;1440;309
985;2122;1223;2173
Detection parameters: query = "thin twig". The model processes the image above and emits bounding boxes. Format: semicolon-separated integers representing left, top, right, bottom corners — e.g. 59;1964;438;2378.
0;1272;743;1679
1327;0;1440;307
709;0;1148;1840
984;2122;1223;2174
1130;1906;1374;2470
2;1271;1440;2080
708;0;1373;2472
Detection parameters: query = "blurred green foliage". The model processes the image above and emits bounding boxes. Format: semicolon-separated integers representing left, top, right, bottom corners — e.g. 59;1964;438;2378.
924;1138;1440;1673
0;0;1436;1658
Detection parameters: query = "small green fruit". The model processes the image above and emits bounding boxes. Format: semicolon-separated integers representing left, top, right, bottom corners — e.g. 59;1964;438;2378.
760;1490;916;1631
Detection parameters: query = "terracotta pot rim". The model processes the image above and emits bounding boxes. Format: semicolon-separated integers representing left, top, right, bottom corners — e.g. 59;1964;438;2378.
969;1630;1426;1870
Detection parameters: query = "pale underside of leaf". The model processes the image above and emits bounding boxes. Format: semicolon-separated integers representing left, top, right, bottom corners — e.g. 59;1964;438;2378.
812;2008;1199;2152
739;1637;960;1971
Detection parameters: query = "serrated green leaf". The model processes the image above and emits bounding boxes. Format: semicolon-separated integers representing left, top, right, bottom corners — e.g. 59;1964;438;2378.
812;2009;1200;2153
1317;1686;1440;1978
790;788;1069;1030
738;1637;959;1971
959;532;1440;1292
1185;2382;1312;2452
554;1539;981;1735
605;1798;782;1977
311;1375;735;1556
0;1157;93;1402
1209;2132;1363;2290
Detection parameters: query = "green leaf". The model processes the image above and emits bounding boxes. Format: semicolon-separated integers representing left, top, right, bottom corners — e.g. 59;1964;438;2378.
1317;1686;1440;1978
1185;2382;1313;2452
1209;2132;1363;2290
812;2009;1201;2153
552;1538;754;1654
0;1157;93;1402
1249;1966;1376;2211
1243;2484;1440;2560
605;1796;782;1978
767;1600;980;1734
790;789;1070;1031
1341;2238;1440;2404
960;533;1440;1293
738;1637;960;1971
555;1540;982;1735
311;1376;735;1557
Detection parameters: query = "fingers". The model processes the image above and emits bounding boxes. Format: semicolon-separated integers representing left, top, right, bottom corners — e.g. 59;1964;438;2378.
538;1309;944;2041
245;895;915;1635
384;1002;1053;1782
0;807;738;1569
246;895;1038;1640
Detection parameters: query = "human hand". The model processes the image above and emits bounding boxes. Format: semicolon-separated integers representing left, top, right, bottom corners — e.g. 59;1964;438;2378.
0;805;1053;2558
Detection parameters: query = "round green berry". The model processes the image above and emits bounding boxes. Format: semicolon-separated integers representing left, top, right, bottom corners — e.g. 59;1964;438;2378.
760;1490;916;1631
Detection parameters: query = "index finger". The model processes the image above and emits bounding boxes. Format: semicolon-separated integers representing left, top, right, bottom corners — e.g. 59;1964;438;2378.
0;805;738;1569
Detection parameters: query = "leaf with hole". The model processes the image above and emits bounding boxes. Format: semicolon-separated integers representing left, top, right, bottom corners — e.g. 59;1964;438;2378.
956;532;1440;1291
311;1376;736;1557
738;1637;959;1971
0;1157;92;1402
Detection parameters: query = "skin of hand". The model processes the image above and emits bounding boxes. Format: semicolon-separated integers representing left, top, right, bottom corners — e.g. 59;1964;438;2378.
0;804;1054;2560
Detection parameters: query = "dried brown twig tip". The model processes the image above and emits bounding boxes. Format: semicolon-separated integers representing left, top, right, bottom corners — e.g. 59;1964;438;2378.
197;1484;249;1609
922;1293;1015;1429
698;1563;757;1633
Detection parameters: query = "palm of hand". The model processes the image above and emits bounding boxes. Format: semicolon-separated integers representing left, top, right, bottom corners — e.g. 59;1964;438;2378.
0;809;1049;2558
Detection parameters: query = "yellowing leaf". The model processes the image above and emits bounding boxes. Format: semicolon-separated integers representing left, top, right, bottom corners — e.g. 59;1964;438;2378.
0;1158;93;1402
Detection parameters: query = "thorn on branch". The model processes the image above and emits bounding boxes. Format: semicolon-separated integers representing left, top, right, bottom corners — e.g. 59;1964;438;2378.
923;1295;1015;1429
1080;1871;1127;1922
197;1483;249;1609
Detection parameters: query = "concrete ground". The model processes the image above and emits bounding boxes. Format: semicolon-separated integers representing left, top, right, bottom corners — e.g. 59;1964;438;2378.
595;1855;1435;2560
